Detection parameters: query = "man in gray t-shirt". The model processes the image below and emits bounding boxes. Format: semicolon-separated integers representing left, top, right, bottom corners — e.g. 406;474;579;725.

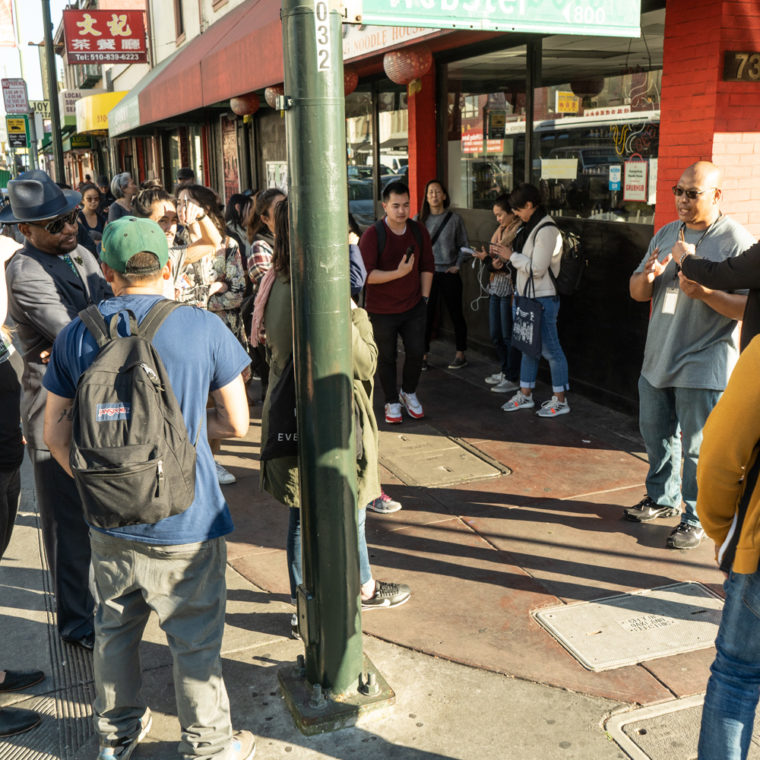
625;161;753;550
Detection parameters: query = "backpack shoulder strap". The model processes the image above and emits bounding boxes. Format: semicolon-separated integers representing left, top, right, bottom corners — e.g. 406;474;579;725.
138;299;182;342
429;211;453;247
374;219;386;259
409;218;424;250
78;305;110;349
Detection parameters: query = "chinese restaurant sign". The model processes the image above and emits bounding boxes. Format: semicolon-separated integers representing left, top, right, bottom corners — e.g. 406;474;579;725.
344;0;641;37
62;10;147;64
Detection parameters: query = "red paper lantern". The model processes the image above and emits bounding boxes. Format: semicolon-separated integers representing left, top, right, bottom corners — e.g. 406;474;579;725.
230;92;260;116
265;85;285;109
344;67;359;96
570;78;605;99
383;45;432;86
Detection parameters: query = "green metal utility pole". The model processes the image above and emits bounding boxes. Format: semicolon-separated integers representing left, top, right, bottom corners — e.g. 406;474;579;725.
282;0;361;692
278;0;394;733
41;0;64;182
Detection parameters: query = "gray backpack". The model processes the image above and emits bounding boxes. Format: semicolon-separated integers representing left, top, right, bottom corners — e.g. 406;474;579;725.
71;300;197;529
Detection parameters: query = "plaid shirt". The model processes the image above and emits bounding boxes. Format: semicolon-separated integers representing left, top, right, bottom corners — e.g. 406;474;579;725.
246;237;273;290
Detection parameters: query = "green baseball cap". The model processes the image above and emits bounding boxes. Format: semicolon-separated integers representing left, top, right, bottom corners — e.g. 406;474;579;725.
101;216;169;273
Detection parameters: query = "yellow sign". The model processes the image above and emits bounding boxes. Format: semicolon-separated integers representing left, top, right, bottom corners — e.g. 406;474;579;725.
555;91;580;114
6;117;25;134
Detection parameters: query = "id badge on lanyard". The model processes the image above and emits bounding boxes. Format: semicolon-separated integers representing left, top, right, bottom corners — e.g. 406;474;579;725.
662;288;679;315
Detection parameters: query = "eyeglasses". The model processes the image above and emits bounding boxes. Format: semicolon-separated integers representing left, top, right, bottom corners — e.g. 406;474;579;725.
672;186;716;200
30;209;79;235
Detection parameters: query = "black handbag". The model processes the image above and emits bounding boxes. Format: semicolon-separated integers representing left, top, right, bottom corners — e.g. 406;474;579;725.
261;354;363;461
260;355;298;461
511;268;543;360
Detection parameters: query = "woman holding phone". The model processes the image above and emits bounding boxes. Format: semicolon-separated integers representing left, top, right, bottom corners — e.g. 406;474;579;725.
472;193;522;394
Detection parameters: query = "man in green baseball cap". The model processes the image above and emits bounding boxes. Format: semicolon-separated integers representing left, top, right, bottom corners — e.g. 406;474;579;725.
42;215;254;759
101;216;169;277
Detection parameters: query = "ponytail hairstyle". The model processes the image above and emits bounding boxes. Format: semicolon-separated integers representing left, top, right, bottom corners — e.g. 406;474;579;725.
247;188;286;243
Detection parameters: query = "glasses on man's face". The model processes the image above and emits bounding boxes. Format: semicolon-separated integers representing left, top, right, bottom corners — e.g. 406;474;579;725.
672;186;715;200
31;209;79;235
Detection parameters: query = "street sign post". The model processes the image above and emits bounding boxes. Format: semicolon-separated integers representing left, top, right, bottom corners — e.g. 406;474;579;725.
1;79;31;114
343;0;641;37
6;116;27;148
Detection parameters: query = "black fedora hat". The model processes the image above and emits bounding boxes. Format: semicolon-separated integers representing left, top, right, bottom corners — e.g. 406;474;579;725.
0;170;81;224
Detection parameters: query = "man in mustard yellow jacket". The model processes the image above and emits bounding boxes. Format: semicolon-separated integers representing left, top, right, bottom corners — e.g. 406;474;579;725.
697;334;760;759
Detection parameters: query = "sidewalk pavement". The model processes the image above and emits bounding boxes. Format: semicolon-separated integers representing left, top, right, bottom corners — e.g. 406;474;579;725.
0;341;725;759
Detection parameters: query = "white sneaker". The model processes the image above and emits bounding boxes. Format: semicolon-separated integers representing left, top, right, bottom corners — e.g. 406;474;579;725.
215;461;237;485
501;391;535;412
485;371;505;385
399;390;424;419
384;402;403;424
536;396;570;418
491;378;520;394
97;708;152;759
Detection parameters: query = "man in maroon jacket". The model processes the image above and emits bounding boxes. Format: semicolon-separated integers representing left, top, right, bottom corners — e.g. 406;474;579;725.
359;181;434;424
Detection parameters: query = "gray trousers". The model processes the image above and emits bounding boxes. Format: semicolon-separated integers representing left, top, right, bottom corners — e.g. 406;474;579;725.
89;531;233;758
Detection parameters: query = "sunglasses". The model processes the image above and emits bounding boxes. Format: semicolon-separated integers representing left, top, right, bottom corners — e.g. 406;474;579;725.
29;210;80;235
672;186;715;200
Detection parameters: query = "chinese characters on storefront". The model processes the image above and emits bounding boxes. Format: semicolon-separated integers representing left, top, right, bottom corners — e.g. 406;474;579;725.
62;10;147;64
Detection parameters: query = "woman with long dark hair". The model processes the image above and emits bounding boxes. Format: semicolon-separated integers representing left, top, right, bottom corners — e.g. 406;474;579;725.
417;179;470;370
77;182;106;249
253;202;410;632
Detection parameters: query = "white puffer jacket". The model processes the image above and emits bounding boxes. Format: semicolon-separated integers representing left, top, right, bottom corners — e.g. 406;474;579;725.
510;216;563;298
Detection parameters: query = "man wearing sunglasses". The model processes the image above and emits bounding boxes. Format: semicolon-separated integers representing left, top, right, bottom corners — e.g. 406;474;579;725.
626;161;754;550
4;170;111;650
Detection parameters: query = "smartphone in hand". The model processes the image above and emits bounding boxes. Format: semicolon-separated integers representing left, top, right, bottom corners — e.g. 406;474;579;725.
404;246;414;263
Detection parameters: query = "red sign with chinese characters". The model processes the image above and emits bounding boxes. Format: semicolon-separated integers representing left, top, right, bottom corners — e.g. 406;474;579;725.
62;9;147;64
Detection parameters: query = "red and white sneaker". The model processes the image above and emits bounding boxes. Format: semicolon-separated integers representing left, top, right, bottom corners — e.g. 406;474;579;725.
399;390;424;419
384;402;402;424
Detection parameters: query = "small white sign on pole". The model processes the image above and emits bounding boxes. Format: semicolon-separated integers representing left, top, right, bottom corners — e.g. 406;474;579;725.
1;78;31;114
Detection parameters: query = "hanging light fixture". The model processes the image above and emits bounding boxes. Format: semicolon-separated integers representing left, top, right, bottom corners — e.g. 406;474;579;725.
230;92;260;116
264;85;285;109
383;44;432;86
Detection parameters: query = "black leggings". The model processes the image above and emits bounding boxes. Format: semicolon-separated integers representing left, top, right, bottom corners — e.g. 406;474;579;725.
424;271;467;353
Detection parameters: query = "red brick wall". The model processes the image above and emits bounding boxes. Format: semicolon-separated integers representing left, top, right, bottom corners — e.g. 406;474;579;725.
656;0;760;236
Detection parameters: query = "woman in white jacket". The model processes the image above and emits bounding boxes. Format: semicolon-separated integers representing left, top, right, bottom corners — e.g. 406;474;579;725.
495;183;570;417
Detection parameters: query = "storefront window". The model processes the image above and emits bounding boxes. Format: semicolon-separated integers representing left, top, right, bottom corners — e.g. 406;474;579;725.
445;45;527;210
531;71;661;223
345;84;408;230
444;9;664;223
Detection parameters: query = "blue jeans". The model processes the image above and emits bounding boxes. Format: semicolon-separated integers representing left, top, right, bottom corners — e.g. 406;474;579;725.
637;376;721;527
489;294;521;381
699;570;760;759
287;507;372;600
515;296;569;392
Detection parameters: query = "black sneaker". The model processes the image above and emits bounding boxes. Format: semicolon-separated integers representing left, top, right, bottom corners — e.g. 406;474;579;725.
361;581;411;610
624;496;679;523
667;522;705;550
447;356;468;369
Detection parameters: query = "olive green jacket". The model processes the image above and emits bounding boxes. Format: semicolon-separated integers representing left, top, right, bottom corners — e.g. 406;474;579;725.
260;272;380;510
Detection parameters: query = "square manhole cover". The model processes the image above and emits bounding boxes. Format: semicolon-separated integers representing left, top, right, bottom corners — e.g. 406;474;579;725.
606;695;760;760
378;424;507;487
533;582;723;671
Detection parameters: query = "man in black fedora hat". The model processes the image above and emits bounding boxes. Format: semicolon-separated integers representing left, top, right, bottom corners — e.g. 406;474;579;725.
4;170;111;650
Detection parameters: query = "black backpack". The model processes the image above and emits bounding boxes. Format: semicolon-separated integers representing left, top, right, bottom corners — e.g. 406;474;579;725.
536;220;587;296
71;300;198;529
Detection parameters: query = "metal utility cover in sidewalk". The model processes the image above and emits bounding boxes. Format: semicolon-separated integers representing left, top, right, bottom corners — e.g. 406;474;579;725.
378;424;508;487
533;582;723;672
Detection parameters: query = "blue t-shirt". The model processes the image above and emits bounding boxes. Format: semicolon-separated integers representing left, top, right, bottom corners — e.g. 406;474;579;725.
43;294;250;545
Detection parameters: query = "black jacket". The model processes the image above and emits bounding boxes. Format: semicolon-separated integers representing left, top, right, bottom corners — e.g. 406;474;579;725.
681;239;760;351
